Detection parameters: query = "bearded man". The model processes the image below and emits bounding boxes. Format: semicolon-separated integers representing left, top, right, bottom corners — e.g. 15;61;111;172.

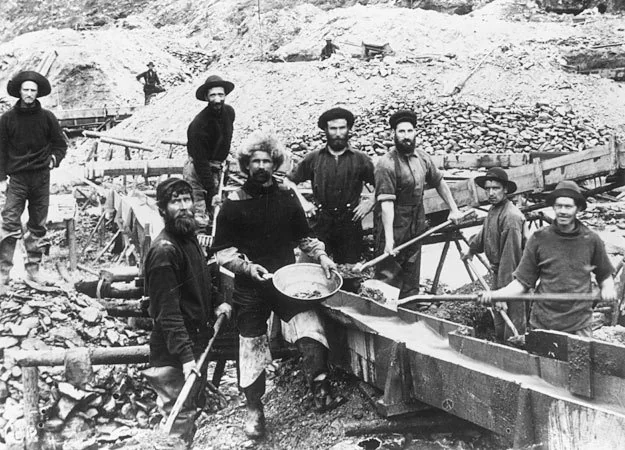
213;131;343;439
374;110;463;298
142;177;232;444
287;107;374;264
184;75;235;229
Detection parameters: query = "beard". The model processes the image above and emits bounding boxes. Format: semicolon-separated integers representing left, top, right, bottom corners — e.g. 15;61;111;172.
164;213;197;237
209;100;223;112
395;136;415;154
250;169;271;184
326;131;350;152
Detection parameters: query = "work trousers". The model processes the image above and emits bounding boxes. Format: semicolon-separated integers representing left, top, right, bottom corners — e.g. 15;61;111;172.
0;170;50;274
182;159;223;219
310;209;363;264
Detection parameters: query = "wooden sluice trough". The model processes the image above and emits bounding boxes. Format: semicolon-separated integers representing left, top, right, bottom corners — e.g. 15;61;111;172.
322;291;625;449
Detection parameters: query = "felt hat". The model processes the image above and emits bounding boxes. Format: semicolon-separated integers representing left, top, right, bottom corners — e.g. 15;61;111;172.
7;71;51;98
156;177;193;206
547;180;587;211
474;167;517;194
147;62;155;67
195;75;234;100
389;110;417;129
317;107;355;129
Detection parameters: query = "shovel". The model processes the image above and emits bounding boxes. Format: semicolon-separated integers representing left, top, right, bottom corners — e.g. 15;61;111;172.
356;209;475;302
398;292;600;305
163;314;226;434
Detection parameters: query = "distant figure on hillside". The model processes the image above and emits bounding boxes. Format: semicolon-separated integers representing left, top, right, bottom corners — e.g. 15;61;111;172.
136;62;165;105
0;71;67;294
184;75;235;231
320;39;339;60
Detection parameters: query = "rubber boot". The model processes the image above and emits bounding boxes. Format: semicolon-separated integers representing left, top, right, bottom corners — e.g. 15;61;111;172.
242;372;266;439
296;337;346;413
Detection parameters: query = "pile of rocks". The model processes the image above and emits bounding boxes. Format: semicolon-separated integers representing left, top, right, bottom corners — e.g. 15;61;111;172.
287;99;612;159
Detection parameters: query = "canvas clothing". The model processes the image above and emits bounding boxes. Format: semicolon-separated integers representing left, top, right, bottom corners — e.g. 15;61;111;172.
469;198;526;339
514;221;613;334
373;147;443;297
144;229;218;368
288;145;374;263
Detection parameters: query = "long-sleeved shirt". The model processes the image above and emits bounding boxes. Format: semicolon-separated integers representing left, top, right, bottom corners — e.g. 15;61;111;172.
144;229;219;367
136;69;160;86
514;221;613;333
288;145;374;210
0;100;67;181
468;199;525;289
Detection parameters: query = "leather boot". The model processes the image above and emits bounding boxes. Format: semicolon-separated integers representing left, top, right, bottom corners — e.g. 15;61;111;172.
311;374;345;413
25;263;53;286
243;372;266;439
0;271;9;296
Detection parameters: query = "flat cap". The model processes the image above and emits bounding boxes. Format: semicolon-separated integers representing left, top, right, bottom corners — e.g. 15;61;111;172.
389;110;417;129
156;177;192;205
317;107;355;129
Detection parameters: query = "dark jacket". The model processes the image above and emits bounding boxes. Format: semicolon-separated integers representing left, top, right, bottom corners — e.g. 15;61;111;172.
144;229;220;367
136;69;160;86
0;100;67;181
186;104;235;184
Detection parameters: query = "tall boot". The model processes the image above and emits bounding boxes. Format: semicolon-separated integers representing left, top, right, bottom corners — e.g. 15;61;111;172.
296;337;346;412
0;236;17;295
242;372;266;439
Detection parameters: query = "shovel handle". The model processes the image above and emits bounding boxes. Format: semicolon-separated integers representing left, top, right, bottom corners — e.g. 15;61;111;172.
359;209;475;272
163;314;226;434
399;293;600;304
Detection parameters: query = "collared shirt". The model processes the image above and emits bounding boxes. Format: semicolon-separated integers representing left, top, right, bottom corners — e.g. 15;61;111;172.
288;145;374;209
469;198;525;289
374;148;442;205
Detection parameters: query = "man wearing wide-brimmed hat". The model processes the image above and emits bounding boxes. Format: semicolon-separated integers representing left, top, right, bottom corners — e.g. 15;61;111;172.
136;62;165;105
480;180;616;337
183;75;235;230
0;71;67;294
463;167;526;340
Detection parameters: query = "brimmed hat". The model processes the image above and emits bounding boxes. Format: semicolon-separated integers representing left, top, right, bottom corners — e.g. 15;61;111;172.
147;62;154;67
7;71;51;98
317;107;355;129
547;180;586;211
156;177;193;208
195;75;234;100
389;110;417;129
474;167;517;194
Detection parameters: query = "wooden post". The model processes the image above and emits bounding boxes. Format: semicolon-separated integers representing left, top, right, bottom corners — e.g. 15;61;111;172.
454;239;475;283
65;218;77;271
23;366;40;450
429;239;450;294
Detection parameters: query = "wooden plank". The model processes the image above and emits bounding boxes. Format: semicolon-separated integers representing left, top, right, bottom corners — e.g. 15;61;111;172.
83;159;186;179
567;336;593;398
429;152;569;170
53;106;138;120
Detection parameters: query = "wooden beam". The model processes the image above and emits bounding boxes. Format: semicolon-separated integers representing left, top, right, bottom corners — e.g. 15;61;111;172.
83;159;186;179
83;130;142;143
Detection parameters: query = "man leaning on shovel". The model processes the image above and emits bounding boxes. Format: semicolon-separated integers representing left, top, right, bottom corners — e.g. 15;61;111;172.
479;180;616;337
462;167;527;341
142;177;232;445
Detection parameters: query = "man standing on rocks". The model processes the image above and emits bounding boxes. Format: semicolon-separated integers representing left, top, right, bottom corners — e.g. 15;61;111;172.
213;131;344;439
143;177;232;444
462;168;526;340
374;110;463;298
184;75;235;230
286;107;374;266
480;180;616;337
0;71;67;295
136;62;165;105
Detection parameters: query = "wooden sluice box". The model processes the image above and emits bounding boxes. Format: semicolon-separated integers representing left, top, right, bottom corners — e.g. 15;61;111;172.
322;291;625;449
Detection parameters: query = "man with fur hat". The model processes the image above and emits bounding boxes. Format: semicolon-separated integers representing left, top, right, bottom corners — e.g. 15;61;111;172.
184;75;235;230
136;62;165;105
286;107;374;267
213;130;343;440
480;180;616;337
462;167;526;340
143;177;232;444
0;70;67;294
374;109;463;298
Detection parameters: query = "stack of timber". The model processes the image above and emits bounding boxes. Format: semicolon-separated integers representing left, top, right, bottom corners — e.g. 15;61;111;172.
54;106;138;131
323;291;625;448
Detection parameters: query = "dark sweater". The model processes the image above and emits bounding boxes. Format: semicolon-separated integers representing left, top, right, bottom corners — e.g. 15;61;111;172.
0;100;67;181
186;104;235;185
514;221;613;333
144;229;217;367
212;179;313;279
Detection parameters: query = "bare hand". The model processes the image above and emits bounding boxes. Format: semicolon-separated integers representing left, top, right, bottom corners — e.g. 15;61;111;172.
182;361;195;379
302;200;317;218
214;302;233;320
249;263;270;282
319;255;337;279
211;194;223;208
448;209;464;225
352;199;373;222
494;301;508;312
461;251;473;262
0;180;6;193
477;290;492;306
384;239;394;256
601;283;617;303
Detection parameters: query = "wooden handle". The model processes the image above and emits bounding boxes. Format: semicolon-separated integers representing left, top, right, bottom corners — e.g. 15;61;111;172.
399;293;601;304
